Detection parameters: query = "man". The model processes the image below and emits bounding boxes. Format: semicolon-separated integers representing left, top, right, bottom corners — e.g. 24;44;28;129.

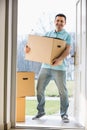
26;14;72;123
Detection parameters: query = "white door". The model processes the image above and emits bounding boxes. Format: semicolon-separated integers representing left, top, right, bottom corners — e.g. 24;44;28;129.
74;0;87;125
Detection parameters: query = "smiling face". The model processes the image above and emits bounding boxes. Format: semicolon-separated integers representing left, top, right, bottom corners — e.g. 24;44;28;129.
54;16;66;32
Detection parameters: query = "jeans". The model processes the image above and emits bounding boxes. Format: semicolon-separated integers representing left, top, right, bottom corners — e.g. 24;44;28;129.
36;68;69;117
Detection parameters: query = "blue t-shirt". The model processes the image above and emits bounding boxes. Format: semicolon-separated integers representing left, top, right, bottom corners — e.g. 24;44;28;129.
42;29;72;71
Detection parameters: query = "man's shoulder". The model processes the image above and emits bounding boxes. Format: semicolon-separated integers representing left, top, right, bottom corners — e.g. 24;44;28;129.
63;30;70;36
45;30;54;36
63;29;67;33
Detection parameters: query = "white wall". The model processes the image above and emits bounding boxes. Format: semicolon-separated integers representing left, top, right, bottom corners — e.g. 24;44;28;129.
4;0;16;129
0;0;6;129
0;0;14;129
85;1;87;129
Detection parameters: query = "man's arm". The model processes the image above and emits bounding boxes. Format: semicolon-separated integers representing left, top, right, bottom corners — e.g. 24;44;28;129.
52;44;71;66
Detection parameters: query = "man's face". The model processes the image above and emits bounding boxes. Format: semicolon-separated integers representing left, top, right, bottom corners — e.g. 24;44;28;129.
54;16;66;31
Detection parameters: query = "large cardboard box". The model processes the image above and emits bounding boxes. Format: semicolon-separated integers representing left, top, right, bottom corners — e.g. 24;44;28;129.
16;72;35;97
16;97;25;122
25;35;66;65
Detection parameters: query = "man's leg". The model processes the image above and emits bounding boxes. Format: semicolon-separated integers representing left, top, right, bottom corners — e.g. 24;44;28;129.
32;68;51;119
53;70;69;122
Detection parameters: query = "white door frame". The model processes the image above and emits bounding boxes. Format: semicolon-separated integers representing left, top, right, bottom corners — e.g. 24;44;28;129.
74;0;82;119
74;0;87;126
10;0;87;129
10;0;18;128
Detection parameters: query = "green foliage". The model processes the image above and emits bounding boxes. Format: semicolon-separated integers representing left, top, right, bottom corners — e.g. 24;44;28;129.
26;100;60;115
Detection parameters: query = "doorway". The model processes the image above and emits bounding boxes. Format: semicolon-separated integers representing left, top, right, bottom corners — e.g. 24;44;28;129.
12;0;86;129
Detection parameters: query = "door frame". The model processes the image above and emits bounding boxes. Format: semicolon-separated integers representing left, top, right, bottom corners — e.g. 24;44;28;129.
10;0;87;129
74;0;82;120
10;0;18;128
74;0;87;125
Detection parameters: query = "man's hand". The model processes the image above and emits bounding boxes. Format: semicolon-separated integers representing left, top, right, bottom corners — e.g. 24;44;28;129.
24;44;31;53
52;58;61;66
52;44;71;66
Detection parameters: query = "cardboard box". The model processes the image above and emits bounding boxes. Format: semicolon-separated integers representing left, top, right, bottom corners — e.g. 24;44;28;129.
16;97;25;122
16;72;35;97
25;35;66;65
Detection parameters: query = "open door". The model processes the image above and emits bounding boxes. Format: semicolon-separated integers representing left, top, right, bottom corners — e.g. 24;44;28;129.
74;0;82;119
74;0;87;125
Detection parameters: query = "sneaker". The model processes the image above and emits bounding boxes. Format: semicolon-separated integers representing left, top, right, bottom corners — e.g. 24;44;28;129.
32;112;45;120
61;115;69;123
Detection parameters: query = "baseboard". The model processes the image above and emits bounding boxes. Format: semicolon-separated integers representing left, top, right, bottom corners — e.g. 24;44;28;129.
0;124;4;130
4;122;11;130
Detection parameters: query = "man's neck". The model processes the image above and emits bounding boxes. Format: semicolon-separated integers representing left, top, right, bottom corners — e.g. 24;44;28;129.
55;29;63;32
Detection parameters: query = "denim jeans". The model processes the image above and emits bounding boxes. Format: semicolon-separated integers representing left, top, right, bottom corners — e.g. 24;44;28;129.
36;68;69;117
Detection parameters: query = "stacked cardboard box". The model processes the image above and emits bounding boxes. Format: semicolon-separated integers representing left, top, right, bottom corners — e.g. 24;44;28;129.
16;72;35;97
16;97;25;122
16;72;35;122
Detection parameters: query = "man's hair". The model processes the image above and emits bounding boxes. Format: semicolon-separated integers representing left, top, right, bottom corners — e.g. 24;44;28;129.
55;14;66;21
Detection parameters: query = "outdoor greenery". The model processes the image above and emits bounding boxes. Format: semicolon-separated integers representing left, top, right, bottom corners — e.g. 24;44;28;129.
26;100;60;115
